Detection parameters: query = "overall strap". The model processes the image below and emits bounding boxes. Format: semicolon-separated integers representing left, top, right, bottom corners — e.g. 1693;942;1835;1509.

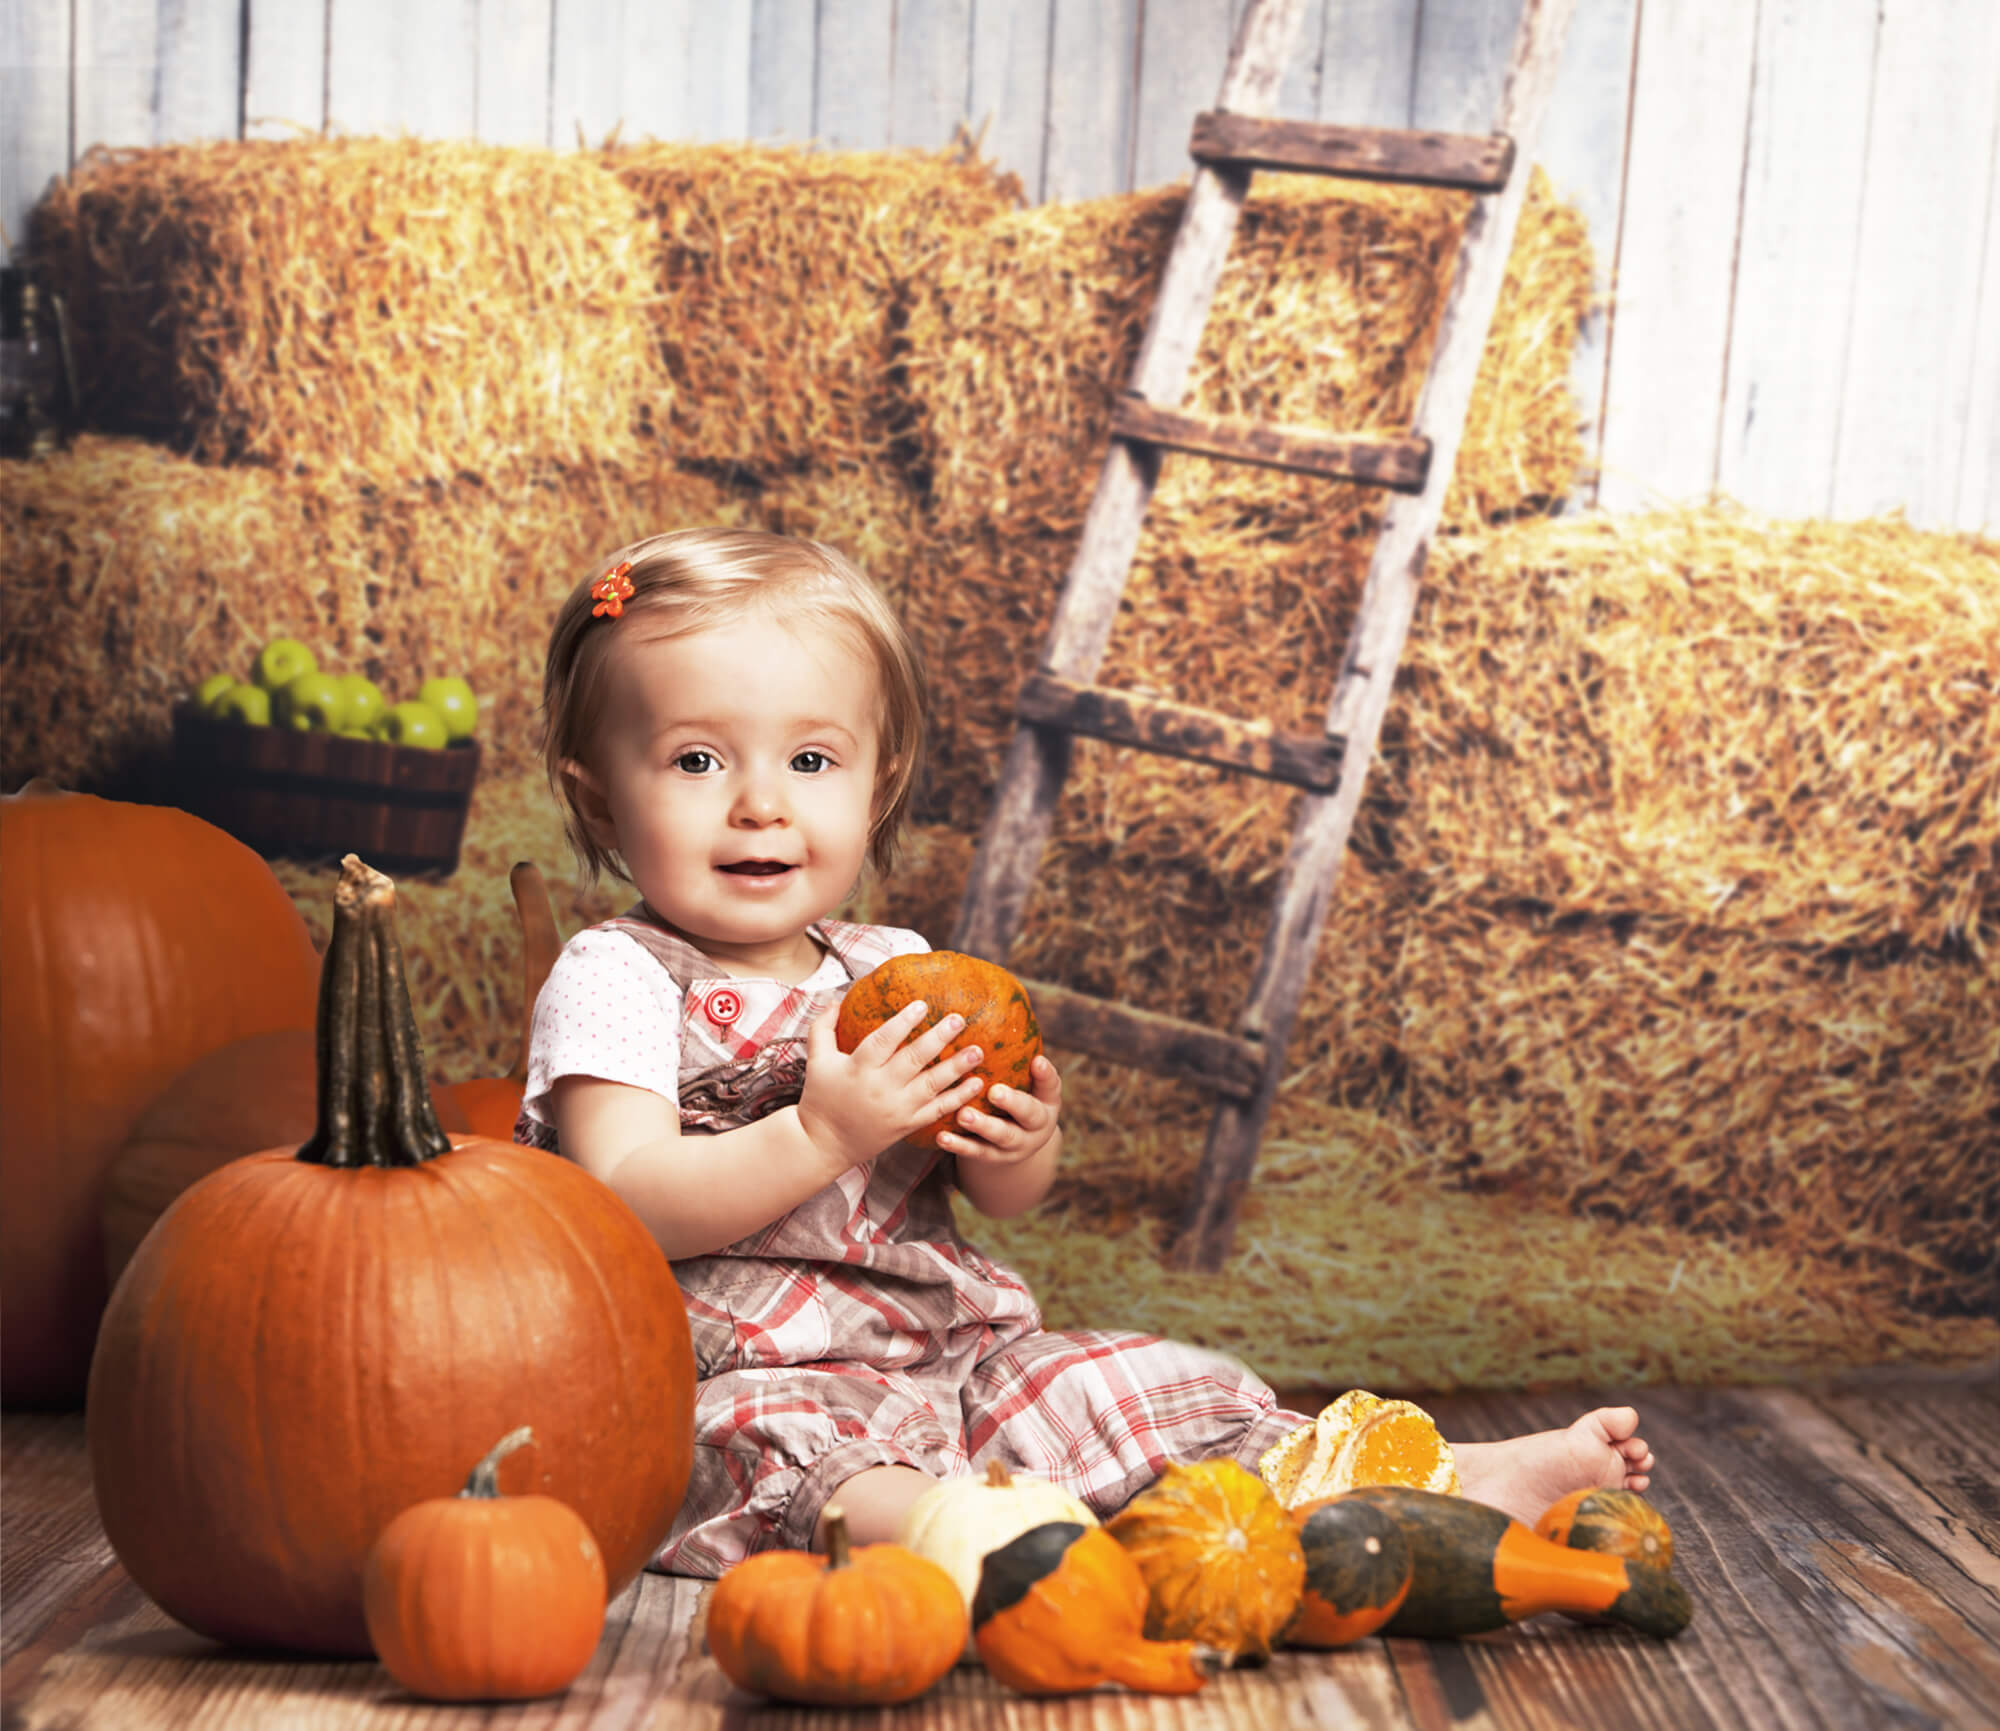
600;905;868;992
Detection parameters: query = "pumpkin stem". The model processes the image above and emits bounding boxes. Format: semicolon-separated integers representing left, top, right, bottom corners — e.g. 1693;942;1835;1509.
984;1460;1014;1489
823;1505;851;1570
461;1426;535;1499
295;855;453;1168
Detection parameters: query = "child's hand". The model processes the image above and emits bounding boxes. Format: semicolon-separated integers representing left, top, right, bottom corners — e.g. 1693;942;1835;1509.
939;1053;1063;1168
798;999;991;1174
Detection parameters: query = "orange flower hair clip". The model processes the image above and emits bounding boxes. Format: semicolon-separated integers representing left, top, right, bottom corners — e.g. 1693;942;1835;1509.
591;560;636;620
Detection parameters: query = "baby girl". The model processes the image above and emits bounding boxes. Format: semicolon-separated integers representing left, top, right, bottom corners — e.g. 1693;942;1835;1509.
516;527;1654;1575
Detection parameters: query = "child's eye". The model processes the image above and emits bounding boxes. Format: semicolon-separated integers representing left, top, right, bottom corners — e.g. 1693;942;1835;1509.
674;750;717;774
791;750;832;774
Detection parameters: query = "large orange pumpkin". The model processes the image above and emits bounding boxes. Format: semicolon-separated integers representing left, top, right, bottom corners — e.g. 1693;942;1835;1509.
86;856;696;1656
0;784;321;1407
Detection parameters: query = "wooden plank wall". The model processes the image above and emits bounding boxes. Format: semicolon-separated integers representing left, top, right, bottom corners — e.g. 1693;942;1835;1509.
2;0;1996;533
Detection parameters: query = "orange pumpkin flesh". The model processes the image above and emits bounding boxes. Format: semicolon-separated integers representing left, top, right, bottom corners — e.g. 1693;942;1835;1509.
0;785;321;1406
835;951;1040;1150
364;1426;606;1701
704;1507;965;1706
86;856;696;1656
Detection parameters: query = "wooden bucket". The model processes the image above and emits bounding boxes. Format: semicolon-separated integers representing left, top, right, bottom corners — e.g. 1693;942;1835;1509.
171;704;481;876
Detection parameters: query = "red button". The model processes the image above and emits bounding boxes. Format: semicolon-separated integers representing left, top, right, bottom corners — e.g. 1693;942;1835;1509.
705;988;743;1026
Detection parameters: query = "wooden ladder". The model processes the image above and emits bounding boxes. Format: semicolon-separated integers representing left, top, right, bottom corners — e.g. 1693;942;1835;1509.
950;0;1578;1271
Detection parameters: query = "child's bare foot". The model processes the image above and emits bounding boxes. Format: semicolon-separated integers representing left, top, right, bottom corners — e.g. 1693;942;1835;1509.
1452;1407;1655;1528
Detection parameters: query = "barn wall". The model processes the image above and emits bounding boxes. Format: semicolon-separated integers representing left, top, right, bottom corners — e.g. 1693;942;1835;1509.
3;0;1995;531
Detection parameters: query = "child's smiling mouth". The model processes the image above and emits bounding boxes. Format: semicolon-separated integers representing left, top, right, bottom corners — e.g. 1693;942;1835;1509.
719;860;795;876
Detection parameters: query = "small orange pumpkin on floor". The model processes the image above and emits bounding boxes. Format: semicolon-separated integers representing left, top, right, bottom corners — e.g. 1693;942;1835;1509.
1103;1458;1305;1662
834;950;1040;1149
364;1427;606;1701
705;1507;965;1706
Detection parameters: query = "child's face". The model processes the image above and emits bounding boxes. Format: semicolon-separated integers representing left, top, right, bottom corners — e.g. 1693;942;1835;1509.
574;613;882;974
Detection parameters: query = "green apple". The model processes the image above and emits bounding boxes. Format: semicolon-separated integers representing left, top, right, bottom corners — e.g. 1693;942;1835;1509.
193;671;236;711
370;700;448;750
252;637;318;691
417;675;479;742
336;673;386;736
276;670;347;731
212;682;272;726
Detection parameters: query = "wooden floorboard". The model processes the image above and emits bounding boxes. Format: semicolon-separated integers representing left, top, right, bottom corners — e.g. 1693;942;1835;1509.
4;1378;1995;1729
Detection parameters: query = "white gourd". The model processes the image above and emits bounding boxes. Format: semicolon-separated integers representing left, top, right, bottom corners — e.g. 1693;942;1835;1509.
897;1460;1099;1662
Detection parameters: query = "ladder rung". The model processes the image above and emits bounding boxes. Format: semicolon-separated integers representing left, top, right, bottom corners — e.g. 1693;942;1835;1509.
1015;672;1345;791
1189;110;1516;192
1025;979;1264;1099
1109;395;1430;493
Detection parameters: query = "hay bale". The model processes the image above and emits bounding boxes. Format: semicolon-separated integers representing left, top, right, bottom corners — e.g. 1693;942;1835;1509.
29;138;663;484
0;435;750;790
901;167;1591;540
1391;507;2000;953
606;139;1022;477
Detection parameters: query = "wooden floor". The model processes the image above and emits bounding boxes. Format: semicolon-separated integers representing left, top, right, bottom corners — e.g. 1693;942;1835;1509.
5;1376;1998;1730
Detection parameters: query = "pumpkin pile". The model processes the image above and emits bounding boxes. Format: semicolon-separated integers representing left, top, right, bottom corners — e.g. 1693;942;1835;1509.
86;854;697;1659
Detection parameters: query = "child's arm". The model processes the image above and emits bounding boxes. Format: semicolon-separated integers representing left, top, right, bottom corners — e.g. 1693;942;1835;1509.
553;1000;991;1259
944;1054;1064;1220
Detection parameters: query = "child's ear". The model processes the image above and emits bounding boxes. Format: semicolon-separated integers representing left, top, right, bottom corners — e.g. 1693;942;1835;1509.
562;759;617;849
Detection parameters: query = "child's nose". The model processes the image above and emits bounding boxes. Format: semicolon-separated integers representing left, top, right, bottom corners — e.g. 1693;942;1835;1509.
732;772;788;825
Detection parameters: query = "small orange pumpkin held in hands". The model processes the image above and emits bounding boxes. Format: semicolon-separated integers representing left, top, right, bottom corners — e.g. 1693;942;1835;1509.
835;951;1042;1149
365;1426;606;1701
705;1506;966;1706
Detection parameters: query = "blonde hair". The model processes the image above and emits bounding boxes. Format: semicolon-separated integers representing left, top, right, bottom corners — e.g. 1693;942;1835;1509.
541;527;925;885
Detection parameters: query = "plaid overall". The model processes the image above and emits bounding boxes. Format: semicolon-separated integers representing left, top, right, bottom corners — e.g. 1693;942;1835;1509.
520;909;1306;1576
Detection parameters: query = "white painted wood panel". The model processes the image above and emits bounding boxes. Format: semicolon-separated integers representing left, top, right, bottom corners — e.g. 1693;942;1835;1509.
890;0;971;152
1594;0;1757;513
1411;0;1512;135
1317;0;1417;129
683;5;754;143
1273;0;1327;123
74;0;161;152
966;0;1050;194
750;0;817;143
1537;0;1635;499
551;0;690;148
1960;114;2000;533
814;0;894;149
327;0;476;137
2;0;71;252
243;0;327;139
476;0;551;147
1715;0;1875;521
1130;0;1234;191
157;0;242;142
1043;0;1140;202
1830;0;2000;529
